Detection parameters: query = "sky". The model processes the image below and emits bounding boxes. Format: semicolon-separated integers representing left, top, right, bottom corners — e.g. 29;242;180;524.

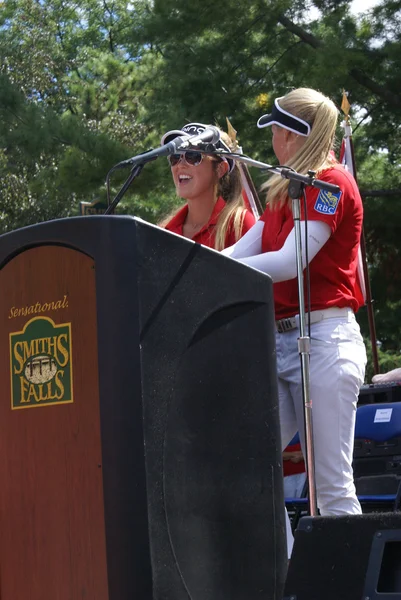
350;0;381;13
309;0;381;22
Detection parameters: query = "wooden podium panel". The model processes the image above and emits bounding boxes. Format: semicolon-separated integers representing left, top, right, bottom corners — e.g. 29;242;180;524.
0;246;108;599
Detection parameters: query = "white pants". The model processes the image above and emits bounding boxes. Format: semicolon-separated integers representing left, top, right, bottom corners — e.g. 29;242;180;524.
276;309;367;516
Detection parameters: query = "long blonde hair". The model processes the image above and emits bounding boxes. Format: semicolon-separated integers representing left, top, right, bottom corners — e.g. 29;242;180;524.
160;128;248;251
263;88;338;209
213;130;246;250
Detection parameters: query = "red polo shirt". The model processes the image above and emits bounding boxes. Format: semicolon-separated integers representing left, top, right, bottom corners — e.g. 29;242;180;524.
260;165;364;319
165;196;255;249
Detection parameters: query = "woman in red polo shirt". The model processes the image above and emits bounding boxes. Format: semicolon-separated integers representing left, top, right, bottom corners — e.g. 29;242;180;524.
160;123;255;249
223;88;367;517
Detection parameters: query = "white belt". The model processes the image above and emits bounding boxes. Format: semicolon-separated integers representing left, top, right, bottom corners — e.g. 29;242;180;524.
276;307;352;334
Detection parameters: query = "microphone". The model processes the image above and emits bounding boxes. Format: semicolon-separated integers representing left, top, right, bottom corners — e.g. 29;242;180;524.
112;126;220;170
176;126;221;149
112;138;188;169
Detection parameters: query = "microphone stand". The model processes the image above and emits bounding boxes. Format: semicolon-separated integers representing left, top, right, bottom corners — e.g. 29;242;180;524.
211;148;338;517
104;164;145;215
287;176;318;517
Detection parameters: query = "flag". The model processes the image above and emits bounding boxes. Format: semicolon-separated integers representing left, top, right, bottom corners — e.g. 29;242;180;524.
340;119;367;304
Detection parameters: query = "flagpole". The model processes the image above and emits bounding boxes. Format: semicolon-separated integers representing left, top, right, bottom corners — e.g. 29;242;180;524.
226;118;263;219
239;164;264;219
341;93;380;375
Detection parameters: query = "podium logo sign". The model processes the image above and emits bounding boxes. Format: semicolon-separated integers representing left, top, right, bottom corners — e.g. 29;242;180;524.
10;317;73;410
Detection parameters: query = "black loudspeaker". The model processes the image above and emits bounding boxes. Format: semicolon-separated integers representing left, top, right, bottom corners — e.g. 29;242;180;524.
358;382;401;406
284;513;401;600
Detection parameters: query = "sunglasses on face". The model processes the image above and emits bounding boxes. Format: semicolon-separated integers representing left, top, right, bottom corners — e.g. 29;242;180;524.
168;151;204;167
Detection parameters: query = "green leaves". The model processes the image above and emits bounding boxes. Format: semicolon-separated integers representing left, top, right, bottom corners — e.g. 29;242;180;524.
1;0;401;372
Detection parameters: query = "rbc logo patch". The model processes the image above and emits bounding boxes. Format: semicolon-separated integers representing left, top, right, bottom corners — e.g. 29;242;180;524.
314;189;342;215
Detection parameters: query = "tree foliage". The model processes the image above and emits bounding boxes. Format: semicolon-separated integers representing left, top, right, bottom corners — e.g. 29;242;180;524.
1;0;401;373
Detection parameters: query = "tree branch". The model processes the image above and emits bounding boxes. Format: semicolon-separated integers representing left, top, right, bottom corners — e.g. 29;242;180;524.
277;15;322;49
103;0;115;53
349;68;399;108
246;40;302;94
277;14;399;108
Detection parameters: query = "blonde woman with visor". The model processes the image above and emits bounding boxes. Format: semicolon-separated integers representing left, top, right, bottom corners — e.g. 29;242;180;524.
223;88;367;521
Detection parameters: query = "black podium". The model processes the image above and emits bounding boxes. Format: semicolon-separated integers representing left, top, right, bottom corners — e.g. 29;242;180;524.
0;216;286;599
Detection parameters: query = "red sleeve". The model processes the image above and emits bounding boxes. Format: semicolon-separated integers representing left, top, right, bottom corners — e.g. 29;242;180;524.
301;166;357;234
260;166;360;235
